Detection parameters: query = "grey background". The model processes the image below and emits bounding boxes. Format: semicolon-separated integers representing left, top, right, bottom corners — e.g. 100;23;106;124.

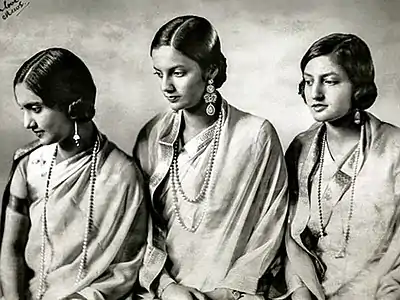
1;0;400;194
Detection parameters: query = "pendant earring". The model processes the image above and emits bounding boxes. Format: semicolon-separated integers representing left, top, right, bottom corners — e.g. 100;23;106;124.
73;121;81;147
204;79;217;116
354;109;361;125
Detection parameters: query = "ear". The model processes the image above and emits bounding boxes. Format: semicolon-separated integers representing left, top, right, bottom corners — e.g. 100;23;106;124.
206;64;219;81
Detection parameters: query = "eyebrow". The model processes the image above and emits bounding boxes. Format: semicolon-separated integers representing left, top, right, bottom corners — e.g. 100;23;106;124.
153;65;186;72
303;71;340;77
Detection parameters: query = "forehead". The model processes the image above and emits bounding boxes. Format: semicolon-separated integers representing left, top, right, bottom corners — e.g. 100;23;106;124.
151;46;201;71
15;83;44;106
304;55;348;77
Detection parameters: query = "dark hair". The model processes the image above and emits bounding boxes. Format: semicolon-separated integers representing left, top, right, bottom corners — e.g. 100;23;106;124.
298;33;377;110
14;48;96;122
150;15;227;88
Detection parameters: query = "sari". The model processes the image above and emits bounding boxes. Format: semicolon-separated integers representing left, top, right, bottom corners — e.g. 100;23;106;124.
0;132;147;300
284;113;400;300
134;99;289;299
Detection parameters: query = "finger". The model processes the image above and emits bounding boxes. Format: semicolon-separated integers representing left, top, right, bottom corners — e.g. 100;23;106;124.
189;289;209;300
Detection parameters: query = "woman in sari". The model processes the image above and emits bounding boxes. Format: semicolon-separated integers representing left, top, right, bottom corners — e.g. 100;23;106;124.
0;48;147;300
133;15;288;300
284;33;400;300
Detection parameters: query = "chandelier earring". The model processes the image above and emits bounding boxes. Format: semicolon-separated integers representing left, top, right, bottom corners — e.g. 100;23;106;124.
73;121;81;147
204;79;217;116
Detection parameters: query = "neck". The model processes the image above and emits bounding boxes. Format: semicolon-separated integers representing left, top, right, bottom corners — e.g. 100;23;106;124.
325;113;361;144
181;99;221;144
57;121;96;162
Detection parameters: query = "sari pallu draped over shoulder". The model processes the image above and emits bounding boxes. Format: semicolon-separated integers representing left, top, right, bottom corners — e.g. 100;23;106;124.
134;99;289;299
284;113;400;300
0;133;148;300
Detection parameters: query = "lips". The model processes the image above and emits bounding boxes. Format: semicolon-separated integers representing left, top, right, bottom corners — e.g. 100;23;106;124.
311;104;328;112
165;95;180;103
33;130;44;137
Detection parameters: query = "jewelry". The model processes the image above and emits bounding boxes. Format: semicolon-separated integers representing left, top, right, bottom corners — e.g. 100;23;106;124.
170;110;223;232
37;140;99;300
354;109;361;125
73;122;81;147
204;79;217;116
317;128;362;258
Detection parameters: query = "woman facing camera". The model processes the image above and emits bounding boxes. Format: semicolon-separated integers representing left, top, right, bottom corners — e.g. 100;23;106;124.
0;48;147;300
285;33;400;300
134;15;289;300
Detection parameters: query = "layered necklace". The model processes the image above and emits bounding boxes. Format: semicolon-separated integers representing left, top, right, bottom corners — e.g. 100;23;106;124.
37;139;99;300
317;127;363;258
169;110;223;232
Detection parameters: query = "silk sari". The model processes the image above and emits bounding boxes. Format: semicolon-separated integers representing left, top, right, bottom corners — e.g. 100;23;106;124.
1;132;147;300
134;100;289;299
284;113;400;300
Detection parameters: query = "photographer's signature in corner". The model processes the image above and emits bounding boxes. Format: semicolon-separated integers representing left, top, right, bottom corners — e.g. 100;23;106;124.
1;0;30;21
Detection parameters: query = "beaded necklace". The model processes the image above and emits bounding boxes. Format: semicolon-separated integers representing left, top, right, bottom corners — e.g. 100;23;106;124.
170;110;223;232
37;140;99;300
317;128;362;258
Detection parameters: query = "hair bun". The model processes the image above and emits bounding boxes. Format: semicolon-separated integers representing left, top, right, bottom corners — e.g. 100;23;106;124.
68;99;95;122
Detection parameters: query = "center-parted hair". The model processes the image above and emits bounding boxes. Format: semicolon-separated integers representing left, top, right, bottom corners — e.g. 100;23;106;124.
298;33;378;110
150;15;227;88
14;48;96;122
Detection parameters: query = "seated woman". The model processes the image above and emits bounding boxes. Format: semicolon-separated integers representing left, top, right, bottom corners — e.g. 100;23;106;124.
0;48;147;300
285;33;400;300
133;15;289;300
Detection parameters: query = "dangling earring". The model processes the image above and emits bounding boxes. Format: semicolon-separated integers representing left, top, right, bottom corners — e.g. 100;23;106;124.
354;109;361;125
73;121;81;147
204;79;217;116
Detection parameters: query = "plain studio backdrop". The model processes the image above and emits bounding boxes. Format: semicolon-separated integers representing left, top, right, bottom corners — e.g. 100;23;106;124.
1;0;400;194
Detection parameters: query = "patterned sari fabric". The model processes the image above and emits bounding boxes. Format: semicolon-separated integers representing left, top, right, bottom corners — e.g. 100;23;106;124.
134;100;289;299
285;113;400;300
0;133;147;300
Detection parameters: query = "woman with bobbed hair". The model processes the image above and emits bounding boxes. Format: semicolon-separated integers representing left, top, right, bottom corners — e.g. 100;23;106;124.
0;48;147;300
134;15;289;300
284;33;400;299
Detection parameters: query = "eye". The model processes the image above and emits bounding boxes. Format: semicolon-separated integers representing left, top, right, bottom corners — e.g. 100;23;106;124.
31;105;42;113
323;78;339;85
173;70;185;77
304;79;313;86
153;71;163;79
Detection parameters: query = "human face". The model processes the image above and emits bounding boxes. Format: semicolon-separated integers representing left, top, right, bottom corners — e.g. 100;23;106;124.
15;83;74;145
151;46;207;112
303;55;353;123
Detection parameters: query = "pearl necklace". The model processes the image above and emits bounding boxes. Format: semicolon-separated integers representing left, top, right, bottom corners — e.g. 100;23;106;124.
170;110;223;232
37;140;99;300
317;128;362;258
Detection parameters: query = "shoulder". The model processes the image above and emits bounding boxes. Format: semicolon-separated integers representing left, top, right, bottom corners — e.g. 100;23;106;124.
13;139;42;161
136;110;174;145
227;104;278;141
368;113;400;150
101;140;144;184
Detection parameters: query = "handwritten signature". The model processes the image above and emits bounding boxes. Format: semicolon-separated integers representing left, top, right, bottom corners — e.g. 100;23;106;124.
1;0;30;20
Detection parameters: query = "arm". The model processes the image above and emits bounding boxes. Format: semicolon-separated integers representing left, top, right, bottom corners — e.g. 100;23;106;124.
376;161;400;300
73;164;148;300
217;121;289;297
1;159;31;300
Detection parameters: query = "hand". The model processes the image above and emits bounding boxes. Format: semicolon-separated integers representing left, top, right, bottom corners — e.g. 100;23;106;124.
162;283;209;300
205;288;236;300
291;286;312;300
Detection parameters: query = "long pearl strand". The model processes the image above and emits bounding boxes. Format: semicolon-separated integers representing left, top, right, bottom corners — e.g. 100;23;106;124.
37;140;99;300
317;128;362;258
170;110;223;232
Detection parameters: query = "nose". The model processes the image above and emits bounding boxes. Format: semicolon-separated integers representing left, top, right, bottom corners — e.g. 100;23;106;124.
161;76;175;93
23;111;35;129
311;82;324;101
